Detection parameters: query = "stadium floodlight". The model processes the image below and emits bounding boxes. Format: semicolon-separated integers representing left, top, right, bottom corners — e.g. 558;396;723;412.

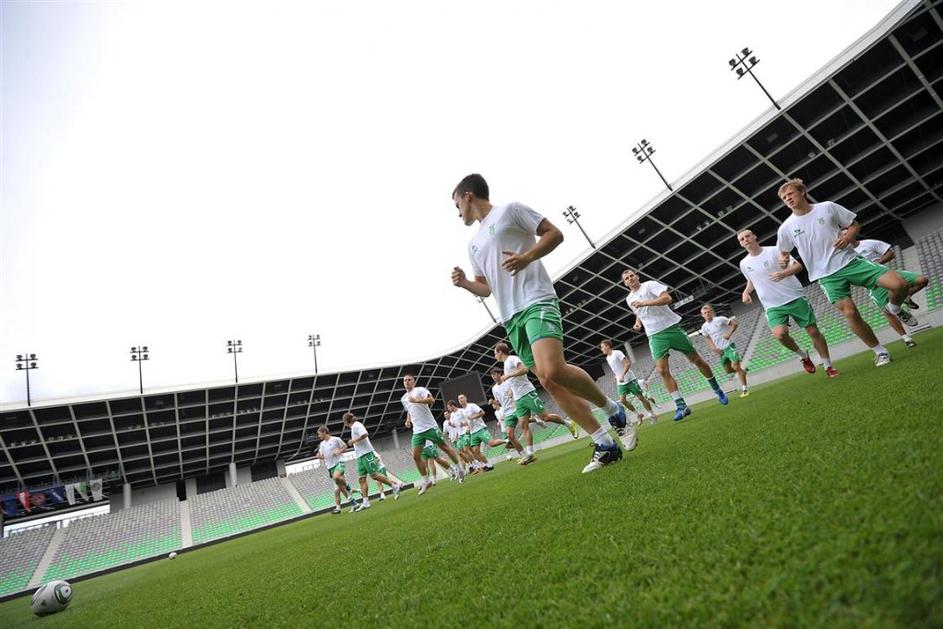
130;345;149;395
227;340;243;384
728;46;781;110
562;205;596;249
307;334;321;374
632;139;673;191
14;352;39;407
475;296;498;324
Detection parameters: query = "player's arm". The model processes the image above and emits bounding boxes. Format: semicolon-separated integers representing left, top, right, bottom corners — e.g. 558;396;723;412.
505;363;529;378
742;279;755;304
620;357;631;382
467;407;485;420
501;218;564;275
452;268;491;297
770;259;803;281
703;334;720;354
404;413;412;429
632;317;645;333
409;391;435;406
633;290;672;308
877;247;895;265
724;319;738;340
834;220;861;250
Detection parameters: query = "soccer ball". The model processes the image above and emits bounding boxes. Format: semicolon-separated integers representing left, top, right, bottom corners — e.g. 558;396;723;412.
169;552;178;559
505;453;515;461
31;580;72;616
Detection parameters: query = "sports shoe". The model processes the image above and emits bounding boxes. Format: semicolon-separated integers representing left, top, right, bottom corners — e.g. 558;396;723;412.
875;352;892;367
354;502;371;512
378;492;386;501
905;338;917;349
715;389;729;405
332;506;341;514
456;468;466;484
800;356;816;374
673;405;691;422
905;298;919;310
825;366;839;378
518;453;536;465
895;308;918;327
566;419;579;439
739;390;750;398
648;413;657;425
607;403;627;431
483;464;494;472
619;422;638;451
635;413;645;426
392;484;402;500
581;441;623;473
417;481;430;496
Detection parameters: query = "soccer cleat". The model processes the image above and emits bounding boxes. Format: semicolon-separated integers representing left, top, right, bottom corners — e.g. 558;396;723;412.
800;356;816;374
483;464;494;472
581;441;623;473
620;422;638;451
715;389;729;405
905;298;919;310
875;352;892;367
905;338;917;349
607;403;628;432
518;453;537;465
895;308;918;327
378;492;386;501
418;481;431;495
825;366;839;378
332;506;341;514
354;502;371;512
566;419;579;439
393;484;402;500
673;405;691;422
739;390;750;398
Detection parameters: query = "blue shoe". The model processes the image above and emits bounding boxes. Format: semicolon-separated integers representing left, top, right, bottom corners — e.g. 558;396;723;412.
715;389;729;405
673;405;691;422
581;441;623;473
607;403;627;430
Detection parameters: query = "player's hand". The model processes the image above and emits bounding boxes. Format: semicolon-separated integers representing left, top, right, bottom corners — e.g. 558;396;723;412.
768;270;788;282
723;333;732;340
715;347;722;354
742;292;752;304
632;322;642;332
833;232;853;249
630;300;644;309
778;252;790;268
501;251;531;275
451;266;467;286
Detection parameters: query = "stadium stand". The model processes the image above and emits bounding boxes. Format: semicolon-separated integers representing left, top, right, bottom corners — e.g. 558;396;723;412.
188;478;302;545
916;231;943;312
285;467;346;511
42;498;180;582
0;526;56;596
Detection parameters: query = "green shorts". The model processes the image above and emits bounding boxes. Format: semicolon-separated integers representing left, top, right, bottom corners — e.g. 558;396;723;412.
504;299;564;369
869;269;920;309
356;451;382;477
457;434;471;449
420;445;438;461
504;414;518;428
328;462;346;478
819;257;888;303
648;324;695;360
411;428;445;449
470;428;492;446
766;297;816;329
719;343;742;366
617;380;644;397
514;391;545;419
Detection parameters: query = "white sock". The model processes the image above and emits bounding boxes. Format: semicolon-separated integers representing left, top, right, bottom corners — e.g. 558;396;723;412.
902;334;913;342
873;344;888;356
590;426;616;447
603;398;619;415
822;358;832;368
362;499;370;506
742;386;748;392
795;348;809;359
670;390;683;402
525;446;533;456
886;303;901;315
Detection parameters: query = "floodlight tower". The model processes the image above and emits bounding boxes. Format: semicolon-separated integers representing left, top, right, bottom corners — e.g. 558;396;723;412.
14;353;39;407
728;47;781;110
130;346;149;394
475;297;498;324
632;139;672;191
226;340;243;383
307;334;321;374
562;206;596;249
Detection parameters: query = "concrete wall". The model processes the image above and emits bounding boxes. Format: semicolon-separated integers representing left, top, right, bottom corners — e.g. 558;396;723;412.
903;203;943;241
236;467;252;485
112;482;178;511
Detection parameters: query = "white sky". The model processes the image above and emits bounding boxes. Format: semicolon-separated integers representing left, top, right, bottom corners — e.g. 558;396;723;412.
0;0;900;405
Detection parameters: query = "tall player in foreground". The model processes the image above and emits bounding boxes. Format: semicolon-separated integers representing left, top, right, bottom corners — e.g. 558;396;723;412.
450;174;626;473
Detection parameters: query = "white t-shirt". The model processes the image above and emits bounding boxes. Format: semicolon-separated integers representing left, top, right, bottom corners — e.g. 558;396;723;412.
605;350;634;385
625;280;681;336
401;386;438;433
468;202;558;322
463;403;487;433
699;316;734;350
739;246;805;309
776;201;858;281
855;239;890;263
349;421;375;457
492;381;515;416
318;436;346;470
503;355;536;399
449;407;469;434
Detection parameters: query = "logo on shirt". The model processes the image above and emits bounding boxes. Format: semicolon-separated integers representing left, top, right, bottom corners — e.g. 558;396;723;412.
471;244;479;256
793;228;805;238
817;217;825;225
489;224;496;236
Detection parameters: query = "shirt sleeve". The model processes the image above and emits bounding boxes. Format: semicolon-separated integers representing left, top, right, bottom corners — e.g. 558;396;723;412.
776;223;794;253
827;201;857;229
648;281;669;295
699;324;708;336
510;202;546;234
468;243;484;278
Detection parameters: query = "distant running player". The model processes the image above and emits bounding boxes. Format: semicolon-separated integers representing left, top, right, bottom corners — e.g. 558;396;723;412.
315;425;358;513
489;368;524;458
401;374;465;494
343;413;403;510
698;306;749;398
599;340;656;425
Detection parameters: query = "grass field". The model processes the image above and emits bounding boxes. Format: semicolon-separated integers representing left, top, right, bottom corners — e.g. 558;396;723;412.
2;330;942;627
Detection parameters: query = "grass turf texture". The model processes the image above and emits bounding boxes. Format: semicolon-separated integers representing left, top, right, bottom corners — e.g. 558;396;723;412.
2;330;941;627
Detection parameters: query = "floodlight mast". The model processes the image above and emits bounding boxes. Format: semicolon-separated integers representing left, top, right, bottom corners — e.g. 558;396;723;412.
728;47;781;110
632;139;672;191
226;340;243;383
130;346;149;394
14;353;39;407
476;297;498;324
562;205;596;249
307;334;321;374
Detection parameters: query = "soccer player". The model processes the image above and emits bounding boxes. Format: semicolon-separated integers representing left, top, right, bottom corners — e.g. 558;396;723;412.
776;178;912;366
489;368;524;458
420;440;452;484
738;229;837;377
698;306;749;398
315;425;357;513
373;451;403;501
850;233;928;348
622;269;729;421
494;343;582;462
450;173;625;473
446;400;481;474
343;413;403;510
599;340;656;425
402;374;465;493
460;393;506;471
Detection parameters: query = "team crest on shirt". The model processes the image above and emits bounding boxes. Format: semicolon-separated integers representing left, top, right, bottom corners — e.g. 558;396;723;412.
489;224;496;236
793;228;805;237
471;245;479;255
817;217;825;225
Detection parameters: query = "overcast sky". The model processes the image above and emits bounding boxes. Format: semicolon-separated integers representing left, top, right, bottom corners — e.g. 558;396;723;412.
0;0;900;405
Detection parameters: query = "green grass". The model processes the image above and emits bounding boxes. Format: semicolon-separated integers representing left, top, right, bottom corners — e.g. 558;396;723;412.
2;329;942;627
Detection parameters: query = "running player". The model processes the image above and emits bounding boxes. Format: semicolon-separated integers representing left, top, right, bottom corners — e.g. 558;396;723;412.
494;343;582;462
450;174;625;473
698;306;749;398
315;425;358;513
402;374;465;494
446;400;481;474
459;393;506;471
442;410;471;472
343;413;403;510
489;368;524;458
738;229;837;377
776;178;912;366
599;340;656;425
850;233;928;348
622;269;729;421
420;439;452;485
373;451;404;501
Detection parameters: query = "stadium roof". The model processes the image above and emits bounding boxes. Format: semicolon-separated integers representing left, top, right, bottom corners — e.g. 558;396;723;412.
1;0;940;490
